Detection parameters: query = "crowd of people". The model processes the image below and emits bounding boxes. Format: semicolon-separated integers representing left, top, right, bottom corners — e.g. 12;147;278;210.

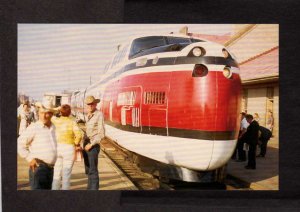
17;95;105;190
232;111;274;170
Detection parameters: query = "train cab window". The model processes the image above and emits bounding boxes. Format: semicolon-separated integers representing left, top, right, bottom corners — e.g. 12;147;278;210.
167;37;192;44
191;38;204;43
129;36;166;59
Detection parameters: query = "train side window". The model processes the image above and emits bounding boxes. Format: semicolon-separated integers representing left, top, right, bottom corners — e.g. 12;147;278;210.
117;91;136;106
191;38;204;43
144;91;165;104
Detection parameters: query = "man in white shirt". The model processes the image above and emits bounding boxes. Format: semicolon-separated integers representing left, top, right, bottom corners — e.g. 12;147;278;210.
236;112;250;162
18;100;59;190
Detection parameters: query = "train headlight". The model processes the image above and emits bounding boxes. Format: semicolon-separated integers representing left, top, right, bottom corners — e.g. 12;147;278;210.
188;47;206;57
223;67;233;79
192;47;202;56
192;64;208;77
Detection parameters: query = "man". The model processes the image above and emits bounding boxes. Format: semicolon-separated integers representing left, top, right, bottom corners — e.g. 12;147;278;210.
242;114;260;169
257;126;272;157
82;95;105;190
234;112;249;162
18;100;59;189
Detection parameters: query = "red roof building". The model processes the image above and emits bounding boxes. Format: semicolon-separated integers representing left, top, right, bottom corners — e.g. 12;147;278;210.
239;47;279;83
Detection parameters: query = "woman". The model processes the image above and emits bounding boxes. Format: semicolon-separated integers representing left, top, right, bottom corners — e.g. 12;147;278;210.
18;101;34;135
52;104;83;190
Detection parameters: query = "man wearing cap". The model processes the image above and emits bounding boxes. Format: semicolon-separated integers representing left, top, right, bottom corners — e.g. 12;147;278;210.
82;95;105;190
18;99;59;190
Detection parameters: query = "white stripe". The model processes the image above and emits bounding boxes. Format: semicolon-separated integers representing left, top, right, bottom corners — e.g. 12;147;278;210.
105;124;236;171
107;64;240;84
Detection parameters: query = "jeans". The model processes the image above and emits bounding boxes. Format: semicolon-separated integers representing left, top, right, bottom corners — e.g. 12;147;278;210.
52;143;75;190
29;164;54;190
82;144;100;190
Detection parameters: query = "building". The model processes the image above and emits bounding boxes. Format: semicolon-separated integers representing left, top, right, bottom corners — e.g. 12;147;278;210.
226;24;279;139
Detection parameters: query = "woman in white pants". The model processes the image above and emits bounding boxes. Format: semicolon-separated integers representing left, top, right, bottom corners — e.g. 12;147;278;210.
52;105;83;190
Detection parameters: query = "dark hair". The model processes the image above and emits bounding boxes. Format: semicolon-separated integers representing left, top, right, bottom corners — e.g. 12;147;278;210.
23;100;30;107
60;104;71;117
245;114;253;120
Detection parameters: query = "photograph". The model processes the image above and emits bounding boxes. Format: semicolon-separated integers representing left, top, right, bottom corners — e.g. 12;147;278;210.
17;24;279;191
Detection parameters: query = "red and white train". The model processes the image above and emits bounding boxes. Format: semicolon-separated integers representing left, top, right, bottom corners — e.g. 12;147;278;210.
71;34;242;182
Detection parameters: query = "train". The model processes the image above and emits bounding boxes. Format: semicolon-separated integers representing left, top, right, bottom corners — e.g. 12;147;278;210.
71;33;242;182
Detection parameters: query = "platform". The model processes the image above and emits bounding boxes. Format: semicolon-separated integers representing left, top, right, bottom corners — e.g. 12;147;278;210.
17;151;138;190
227;137;279;190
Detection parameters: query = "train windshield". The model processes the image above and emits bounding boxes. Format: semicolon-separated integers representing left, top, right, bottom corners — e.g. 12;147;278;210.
129;36;205;59
130;36;166;58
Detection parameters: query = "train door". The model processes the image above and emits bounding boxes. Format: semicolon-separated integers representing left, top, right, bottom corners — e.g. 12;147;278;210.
117;86;142;133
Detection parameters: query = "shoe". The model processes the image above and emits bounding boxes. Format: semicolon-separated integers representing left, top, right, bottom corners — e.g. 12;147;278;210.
235;159;246;162
245;165;256;169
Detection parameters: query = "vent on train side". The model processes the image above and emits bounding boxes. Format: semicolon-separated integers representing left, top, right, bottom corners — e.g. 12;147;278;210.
144;92;166;105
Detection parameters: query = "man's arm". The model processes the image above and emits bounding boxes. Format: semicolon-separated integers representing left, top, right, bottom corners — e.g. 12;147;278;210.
17;124;35;162
91;113;105;146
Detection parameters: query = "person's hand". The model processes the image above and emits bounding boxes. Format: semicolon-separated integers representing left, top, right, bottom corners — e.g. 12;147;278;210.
29;159;38;172
75;145;82;151
84;143;93;151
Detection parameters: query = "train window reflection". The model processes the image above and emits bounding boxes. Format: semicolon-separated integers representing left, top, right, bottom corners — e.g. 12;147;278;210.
167;37;191;44
130;36;166;58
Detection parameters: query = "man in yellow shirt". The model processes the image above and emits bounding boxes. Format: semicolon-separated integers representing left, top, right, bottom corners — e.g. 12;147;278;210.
51;104;83;190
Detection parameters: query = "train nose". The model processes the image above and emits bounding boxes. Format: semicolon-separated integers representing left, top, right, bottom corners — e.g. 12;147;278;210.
207;71;241;170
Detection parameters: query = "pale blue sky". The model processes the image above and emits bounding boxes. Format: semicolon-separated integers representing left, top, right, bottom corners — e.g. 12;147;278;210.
18;24;234;101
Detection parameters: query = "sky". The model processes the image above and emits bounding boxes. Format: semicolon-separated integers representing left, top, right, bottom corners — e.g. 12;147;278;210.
18;24;234;101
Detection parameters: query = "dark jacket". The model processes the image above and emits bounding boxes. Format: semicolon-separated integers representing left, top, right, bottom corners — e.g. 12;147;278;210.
259;126;272;141
243;120;259;145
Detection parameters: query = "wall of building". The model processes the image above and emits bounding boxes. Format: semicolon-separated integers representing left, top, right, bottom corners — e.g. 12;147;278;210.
273;86;279;138
242;84;279;139
247;88;267;126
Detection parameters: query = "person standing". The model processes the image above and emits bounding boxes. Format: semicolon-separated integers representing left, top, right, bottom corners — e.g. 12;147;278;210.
18;100;34;135
257;126;272;157
51;104;83;190
266;110;274;133
82;96;105;190
235;112;249;162
18;100;59;190
242;114;260;169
